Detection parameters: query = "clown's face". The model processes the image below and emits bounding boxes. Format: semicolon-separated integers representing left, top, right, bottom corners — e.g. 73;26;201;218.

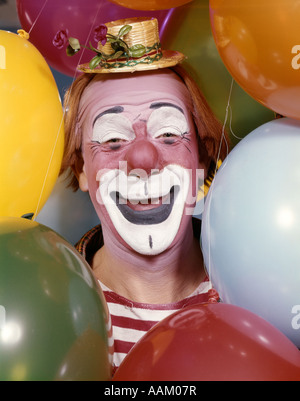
78;69;204;255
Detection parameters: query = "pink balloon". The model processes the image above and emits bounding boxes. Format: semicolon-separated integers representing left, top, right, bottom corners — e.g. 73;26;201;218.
16;0;174;77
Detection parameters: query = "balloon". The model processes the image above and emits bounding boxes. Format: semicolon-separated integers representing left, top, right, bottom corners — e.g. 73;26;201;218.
162;0;274;147
0;217;111;381
201;118;300;349
210;0;300;120
36;173;100;246
16;0;175;77
0;30;64;219
113;303;300;381
107;0;193;11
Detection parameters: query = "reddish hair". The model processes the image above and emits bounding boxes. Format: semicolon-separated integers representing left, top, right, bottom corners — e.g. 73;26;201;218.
60;65;229;191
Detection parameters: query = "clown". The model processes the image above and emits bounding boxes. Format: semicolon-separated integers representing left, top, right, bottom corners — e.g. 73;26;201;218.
60;18;229;372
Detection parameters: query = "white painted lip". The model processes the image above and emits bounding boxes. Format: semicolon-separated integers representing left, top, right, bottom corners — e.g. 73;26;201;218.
96;165;184;206
113;169;181;204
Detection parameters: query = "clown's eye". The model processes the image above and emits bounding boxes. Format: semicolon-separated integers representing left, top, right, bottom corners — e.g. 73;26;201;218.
93;114;135;144
108;138;121;142
148;106;189;140
158;133;178;145
154;131;181;141
154;133;175;138
97;131;132;144
161;133;178;138
155;133;179;144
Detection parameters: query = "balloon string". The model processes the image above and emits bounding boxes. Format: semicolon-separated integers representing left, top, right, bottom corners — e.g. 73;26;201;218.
33;116;64;220
26;0;51;220
222;77;245;143
74;2;103;81
213;78;234;178
204;78;236;279
34;1;104;220
28;0;49;36
64;1;103;104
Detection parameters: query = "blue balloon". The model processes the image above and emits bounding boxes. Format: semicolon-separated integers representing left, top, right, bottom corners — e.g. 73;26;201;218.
201;118;300;348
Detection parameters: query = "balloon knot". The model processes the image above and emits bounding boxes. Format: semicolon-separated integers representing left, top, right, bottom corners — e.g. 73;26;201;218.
208;288;220;304
17;30;30;40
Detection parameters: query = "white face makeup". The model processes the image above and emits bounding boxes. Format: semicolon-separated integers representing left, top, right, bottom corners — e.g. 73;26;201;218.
78;69;201;257
93;108;136;145
92;105;193;255
147;104;189;140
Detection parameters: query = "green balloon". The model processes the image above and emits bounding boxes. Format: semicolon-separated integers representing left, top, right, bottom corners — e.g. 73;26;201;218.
163;0;275;147
0;217;111;381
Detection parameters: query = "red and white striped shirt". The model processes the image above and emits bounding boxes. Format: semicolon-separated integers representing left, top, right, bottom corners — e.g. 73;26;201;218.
76;220;218;373
99;279;214;370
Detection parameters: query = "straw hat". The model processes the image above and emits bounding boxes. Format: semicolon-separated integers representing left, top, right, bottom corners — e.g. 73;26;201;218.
77;17;185;73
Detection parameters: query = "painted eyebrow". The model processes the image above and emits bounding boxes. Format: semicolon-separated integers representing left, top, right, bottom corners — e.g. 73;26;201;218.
93;106;124;126
150;102;184;115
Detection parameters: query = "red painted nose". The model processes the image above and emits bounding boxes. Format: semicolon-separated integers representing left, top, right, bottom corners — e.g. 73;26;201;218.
125;140;159;175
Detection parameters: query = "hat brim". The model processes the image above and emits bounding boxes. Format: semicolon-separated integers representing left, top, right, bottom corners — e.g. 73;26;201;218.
77;50;185;74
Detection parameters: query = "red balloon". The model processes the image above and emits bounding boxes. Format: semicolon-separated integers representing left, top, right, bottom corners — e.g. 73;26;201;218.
113;304;300;381
16;0;174;77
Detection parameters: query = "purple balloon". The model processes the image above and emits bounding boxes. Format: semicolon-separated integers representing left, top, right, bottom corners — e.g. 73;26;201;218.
17;0;174;77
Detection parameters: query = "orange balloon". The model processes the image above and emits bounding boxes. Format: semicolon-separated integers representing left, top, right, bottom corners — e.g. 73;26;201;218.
107;0;193;11
210;0;300;119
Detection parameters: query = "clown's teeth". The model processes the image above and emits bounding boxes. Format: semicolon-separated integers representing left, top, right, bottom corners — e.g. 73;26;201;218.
127;197;161;205
151;197;160;205
125;185;172;202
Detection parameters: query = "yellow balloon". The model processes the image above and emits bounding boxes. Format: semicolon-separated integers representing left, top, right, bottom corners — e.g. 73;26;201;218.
0;30;64;218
